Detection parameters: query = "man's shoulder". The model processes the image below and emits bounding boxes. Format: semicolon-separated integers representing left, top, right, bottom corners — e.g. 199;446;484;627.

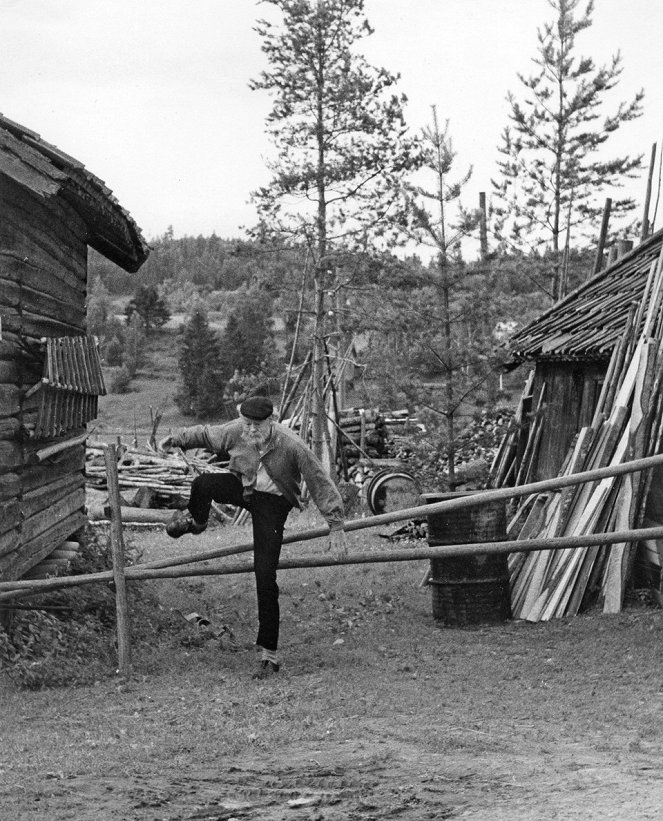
273;423;307;449
204;418;242;440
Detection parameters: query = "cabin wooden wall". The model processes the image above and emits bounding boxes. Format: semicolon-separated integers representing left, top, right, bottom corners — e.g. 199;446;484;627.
529;360;607;483
0;177;88;580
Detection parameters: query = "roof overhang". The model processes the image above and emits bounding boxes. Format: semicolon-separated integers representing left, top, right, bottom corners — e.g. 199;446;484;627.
0;113;149;273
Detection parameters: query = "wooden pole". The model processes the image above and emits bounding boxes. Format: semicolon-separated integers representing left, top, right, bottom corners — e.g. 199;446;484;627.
5;452;663;601
103;444;132;675
31;431;87;463
126;525;663;579
592;198;612;277
641;143;657;241
3;526;663;600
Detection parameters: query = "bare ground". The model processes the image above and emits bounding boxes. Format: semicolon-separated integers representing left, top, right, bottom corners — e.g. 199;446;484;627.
2;517;663;820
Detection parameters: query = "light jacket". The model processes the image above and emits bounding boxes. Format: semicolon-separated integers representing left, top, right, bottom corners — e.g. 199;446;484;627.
171;419;345;530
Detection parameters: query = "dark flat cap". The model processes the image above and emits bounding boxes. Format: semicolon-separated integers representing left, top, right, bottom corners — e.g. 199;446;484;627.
240;396;274;421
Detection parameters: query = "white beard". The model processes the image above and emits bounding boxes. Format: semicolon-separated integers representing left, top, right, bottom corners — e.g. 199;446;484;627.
241;427;271;449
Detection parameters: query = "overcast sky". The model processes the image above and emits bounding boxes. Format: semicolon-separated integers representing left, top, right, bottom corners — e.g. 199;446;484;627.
2;0;661;253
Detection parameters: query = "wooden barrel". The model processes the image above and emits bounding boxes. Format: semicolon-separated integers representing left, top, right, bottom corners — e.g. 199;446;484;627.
424;492;511;626
366;470;421;515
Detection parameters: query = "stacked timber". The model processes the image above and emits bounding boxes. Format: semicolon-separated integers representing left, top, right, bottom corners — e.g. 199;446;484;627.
506;245;663;620
23;540;80;580
85;443;228;510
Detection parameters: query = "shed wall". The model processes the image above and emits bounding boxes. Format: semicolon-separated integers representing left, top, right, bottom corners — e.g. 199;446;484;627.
0;177;88;580
530;361;607;483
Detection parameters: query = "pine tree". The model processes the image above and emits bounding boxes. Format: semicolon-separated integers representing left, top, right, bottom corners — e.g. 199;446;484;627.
219;288;276;380
175;305;225;417
399;109;484;483
251;0;421;458
125;285;171;334
492;0;644;298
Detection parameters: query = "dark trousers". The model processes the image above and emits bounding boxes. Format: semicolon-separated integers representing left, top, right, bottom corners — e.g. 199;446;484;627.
188;473;292;652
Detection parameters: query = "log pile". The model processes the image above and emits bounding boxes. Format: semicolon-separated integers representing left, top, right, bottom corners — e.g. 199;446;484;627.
22;540;80;580
85;443;228;511
505;246;663;620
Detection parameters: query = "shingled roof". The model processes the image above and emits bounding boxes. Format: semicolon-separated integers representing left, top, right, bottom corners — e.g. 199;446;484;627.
0;113;149;272
509;227;663;362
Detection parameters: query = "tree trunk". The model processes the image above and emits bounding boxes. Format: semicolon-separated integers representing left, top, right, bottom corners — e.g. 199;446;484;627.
311;4;328;463
433;107;455;485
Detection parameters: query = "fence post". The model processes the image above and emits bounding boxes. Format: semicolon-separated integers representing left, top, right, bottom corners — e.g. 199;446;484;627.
103;443;132;675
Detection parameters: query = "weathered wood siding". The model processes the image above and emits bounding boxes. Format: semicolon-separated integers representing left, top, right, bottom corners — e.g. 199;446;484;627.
529;361;607;483
0;176;89;580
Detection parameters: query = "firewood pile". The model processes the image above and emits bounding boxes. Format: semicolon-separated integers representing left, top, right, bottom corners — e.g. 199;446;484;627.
497;247;663;620
453;410;514;472
85;443;228;510
336;407;419;467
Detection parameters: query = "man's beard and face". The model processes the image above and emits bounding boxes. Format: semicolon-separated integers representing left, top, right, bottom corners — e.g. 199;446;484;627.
240;415;272;448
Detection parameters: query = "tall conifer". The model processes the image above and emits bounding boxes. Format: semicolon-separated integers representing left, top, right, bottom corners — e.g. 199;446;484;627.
251;0;420;458
492;0;644;298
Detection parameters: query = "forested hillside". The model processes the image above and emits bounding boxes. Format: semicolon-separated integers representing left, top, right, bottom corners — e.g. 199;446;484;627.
88;230;595;441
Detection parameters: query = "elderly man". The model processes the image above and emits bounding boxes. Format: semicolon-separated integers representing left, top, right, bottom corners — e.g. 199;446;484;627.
160;396;347;679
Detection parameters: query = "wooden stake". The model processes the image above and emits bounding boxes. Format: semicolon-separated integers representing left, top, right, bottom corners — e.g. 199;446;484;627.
641;143;657;241
592;198;612;276
103;444;132;676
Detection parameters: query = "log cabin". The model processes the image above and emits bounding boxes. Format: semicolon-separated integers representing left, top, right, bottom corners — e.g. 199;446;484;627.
0;113;149;581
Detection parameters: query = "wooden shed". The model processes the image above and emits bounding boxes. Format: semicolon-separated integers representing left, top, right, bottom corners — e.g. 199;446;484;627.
0;114;149;582
490;228;663;617
503;228;663;484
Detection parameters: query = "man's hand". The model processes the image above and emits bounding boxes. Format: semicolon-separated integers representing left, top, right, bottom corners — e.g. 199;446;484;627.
326;529;348;560
158;435;175;452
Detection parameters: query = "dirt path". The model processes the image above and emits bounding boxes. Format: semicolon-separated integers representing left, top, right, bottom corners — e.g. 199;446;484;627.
3;526;663;819
5;735;663;820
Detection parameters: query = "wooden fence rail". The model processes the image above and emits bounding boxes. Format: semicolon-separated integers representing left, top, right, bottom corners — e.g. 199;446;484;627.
2;451;663;602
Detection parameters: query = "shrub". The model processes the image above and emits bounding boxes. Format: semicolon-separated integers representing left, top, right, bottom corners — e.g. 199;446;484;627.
110;364;132;394
104;335;124;367
0;528;164;690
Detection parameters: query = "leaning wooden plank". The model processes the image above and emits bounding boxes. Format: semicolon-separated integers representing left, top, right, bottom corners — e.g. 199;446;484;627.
553;426;594;536
565;544;602;616
602;484;633;613
508;493;541;538
598;303;638;418
523;549;575;622
633;258;659;337
641;245;663;336
603;341;657;611
541;548;588;620
522;454;621;622
534;479;612;620
514;546;558;619
629;340;658;502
